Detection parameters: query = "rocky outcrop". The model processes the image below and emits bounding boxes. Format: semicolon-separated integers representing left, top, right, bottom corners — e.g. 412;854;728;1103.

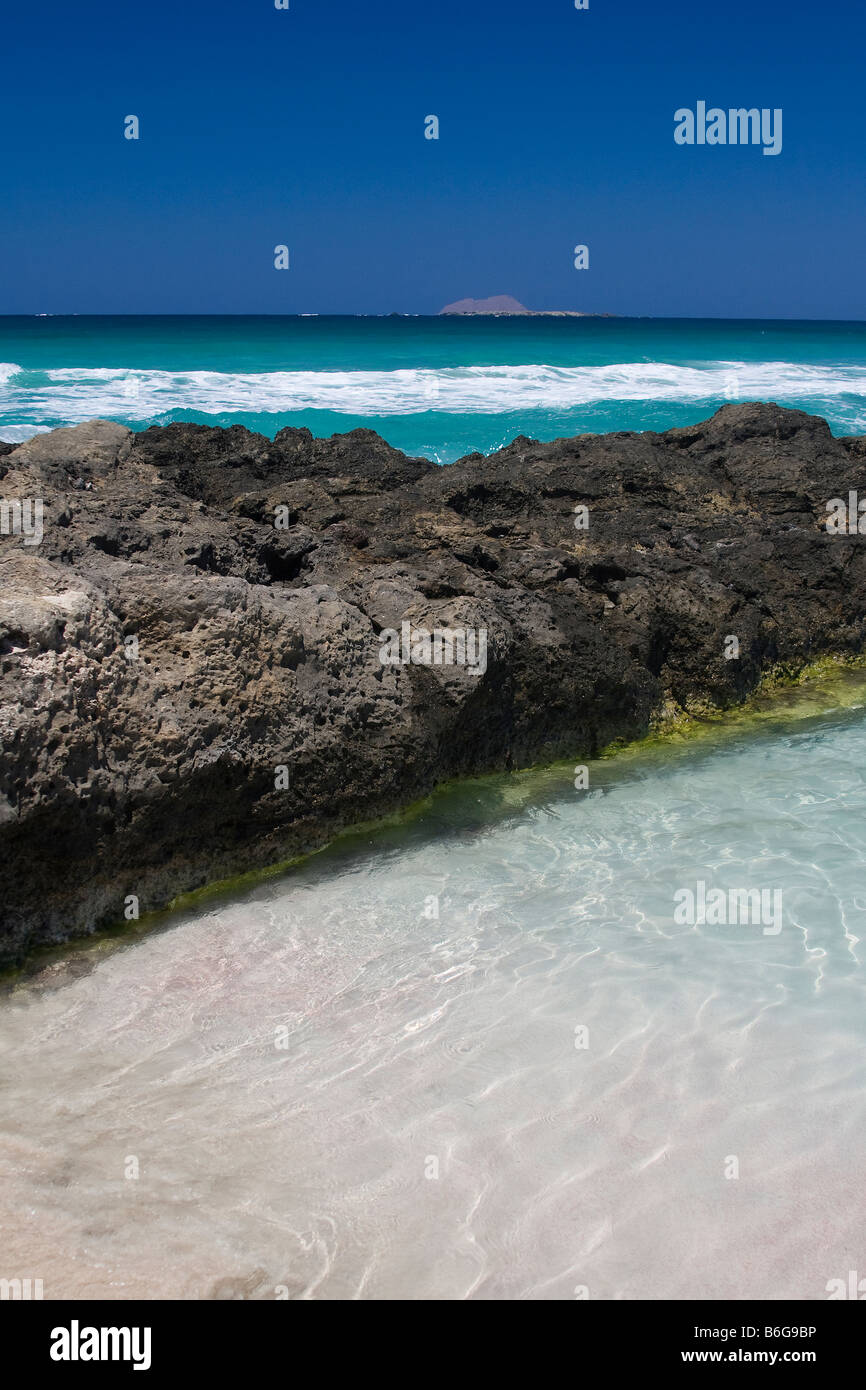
1;403;865;965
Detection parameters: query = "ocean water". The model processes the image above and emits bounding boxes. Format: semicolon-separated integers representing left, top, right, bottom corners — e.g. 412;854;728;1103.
2;316;866;459
1;675;865;1300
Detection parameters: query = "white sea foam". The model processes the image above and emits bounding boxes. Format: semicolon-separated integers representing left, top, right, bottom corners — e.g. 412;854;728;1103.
2;359;866;430
0;423;52;442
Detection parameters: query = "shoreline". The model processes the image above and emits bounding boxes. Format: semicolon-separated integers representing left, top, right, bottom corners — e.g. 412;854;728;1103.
5;651;866;992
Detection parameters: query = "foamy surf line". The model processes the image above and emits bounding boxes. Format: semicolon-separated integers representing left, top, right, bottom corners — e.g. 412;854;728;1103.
2;359;866;434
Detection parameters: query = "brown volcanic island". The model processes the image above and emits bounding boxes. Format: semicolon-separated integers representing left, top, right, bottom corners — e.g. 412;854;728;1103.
1;403;865;965
440;296;588;315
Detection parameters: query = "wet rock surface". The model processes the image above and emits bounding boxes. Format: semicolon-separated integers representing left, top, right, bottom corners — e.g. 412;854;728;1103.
1;404;864;964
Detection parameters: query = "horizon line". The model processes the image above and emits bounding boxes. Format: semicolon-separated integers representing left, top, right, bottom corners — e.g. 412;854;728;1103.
3;313;866;324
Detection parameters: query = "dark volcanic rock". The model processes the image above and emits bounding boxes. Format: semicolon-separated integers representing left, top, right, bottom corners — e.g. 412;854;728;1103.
2;404;865;965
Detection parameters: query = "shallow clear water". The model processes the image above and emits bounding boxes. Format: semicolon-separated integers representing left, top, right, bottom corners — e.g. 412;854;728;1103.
2;682;866;1300
2;315;866;458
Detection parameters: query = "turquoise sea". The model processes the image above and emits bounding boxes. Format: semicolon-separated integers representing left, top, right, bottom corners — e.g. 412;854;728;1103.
2;315;866;458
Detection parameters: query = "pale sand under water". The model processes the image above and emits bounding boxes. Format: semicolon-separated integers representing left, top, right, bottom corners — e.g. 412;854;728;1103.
1;673;866;1299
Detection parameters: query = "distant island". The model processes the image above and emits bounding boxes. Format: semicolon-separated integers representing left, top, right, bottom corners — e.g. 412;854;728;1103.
439;295;609;317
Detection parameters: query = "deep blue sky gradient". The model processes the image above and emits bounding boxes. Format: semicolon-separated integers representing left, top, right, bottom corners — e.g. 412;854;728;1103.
1;0;863;316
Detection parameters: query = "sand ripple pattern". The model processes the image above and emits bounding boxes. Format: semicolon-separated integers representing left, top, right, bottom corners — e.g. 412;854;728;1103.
1;707;866;1298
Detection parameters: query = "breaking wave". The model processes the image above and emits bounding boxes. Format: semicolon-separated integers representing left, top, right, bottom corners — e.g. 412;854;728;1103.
0;359;864;424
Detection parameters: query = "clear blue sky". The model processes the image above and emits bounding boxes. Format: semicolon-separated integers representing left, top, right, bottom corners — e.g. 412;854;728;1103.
1;0;863;317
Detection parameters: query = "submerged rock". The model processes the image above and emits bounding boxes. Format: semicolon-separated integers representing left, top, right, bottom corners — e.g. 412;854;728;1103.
1;404;865;964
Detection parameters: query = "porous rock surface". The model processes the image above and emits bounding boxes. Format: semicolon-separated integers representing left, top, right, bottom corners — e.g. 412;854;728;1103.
1;404;864;963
